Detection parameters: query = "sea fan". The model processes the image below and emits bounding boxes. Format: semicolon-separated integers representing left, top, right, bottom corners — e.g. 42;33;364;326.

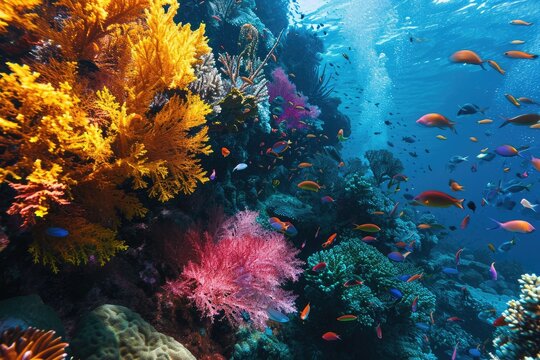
163;210;304;330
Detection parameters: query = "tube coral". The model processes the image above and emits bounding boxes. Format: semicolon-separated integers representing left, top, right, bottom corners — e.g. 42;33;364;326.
163;210;304;330
0;0;213;271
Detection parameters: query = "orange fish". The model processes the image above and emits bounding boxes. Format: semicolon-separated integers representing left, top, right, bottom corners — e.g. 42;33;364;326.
300;303;310;321
298;162;313;168
510;19;533;26
417;224;431;230
449;179;465;191
461;214;470;229
407;273;423;282
487;60;505;75
505;93;521;107
337;314;358;322
353;223;381;232
322;233;337;248
297;180;322;192
504;50;538;59
450;50;485;68
221;147;231;157
416;113;456;132
240;76;254;85
469;137;478;142
371;211;385;215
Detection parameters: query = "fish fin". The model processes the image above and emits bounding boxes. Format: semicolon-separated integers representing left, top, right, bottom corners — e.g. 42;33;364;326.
533;54;538;59
498;115;510;128
451;123;457;134
456;199;464;209
532;204;538;212
480;63;487;70
487;218;501;230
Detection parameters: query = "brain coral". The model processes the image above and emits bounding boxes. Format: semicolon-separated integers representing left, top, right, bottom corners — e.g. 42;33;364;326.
71;304;195;360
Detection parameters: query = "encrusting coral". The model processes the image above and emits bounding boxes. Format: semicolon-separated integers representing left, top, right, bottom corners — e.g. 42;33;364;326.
0;327;68;360
492;273;540;360
0;0;213;272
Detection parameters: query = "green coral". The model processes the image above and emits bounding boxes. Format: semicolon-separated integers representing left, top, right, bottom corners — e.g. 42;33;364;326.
305;237;436;332
232;327;292;360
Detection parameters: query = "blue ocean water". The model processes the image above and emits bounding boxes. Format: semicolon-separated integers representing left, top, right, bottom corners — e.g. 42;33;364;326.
296;0;540;272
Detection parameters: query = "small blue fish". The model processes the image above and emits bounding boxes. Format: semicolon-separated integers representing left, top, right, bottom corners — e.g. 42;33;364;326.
264;326;273;336
46;227;69;237
389;288;403;300
415;322;431;331
442;267;459;275
396;274;411;282
210;169;216;181
468;348;481;358
233;163;248;172
267;308;289;323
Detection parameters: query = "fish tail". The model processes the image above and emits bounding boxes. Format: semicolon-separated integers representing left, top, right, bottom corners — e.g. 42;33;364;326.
532;54;538;59
498;115;510;128
480;62;487;70
456;199;464;209
487;218;501;230
451;123;457;134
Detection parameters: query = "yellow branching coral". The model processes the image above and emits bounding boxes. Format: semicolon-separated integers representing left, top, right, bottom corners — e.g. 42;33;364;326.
0;0;213;271
126;0;210;113
0;0;42;33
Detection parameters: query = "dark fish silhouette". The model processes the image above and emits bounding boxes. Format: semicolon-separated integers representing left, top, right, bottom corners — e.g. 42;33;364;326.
457;103;486;116
467;201;476;212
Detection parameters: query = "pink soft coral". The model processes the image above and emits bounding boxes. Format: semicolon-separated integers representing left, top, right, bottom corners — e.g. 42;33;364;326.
267;67;320;129
163;210;303;329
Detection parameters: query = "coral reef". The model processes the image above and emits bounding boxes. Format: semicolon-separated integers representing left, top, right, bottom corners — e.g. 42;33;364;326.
267;67;321;129
163;211;304;330
232;327;292;360
492;274;540;360
71;304;196;360
0;0;213;271
365;149;404;186
0;295;65;336
0;327;68;360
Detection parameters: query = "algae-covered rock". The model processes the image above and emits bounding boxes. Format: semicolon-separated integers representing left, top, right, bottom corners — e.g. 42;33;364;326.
0;294;64;337
71;304;195;360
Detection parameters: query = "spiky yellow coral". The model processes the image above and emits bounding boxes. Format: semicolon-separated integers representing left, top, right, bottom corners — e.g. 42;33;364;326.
126;0;210;113
0;0;213;271
0;0;42;33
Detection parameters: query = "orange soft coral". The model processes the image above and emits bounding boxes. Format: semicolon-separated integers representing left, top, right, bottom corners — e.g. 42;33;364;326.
0;0;213;271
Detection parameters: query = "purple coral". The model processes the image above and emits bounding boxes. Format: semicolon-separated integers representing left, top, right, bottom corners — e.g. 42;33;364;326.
163;210;304;329
267;67;320;129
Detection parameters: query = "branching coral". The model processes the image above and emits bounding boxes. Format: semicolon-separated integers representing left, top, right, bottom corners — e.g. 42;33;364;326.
365;149;404;186
0;327;68;360
305;237;436;332
492;273;540;360
0;0;213;271
0;0;42;33
188;53;225;113
267;67;320;129
163;210;304;330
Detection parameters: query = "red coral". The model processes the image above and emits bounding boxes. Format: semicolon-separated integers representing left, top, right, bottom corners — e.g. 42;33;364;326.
163;210;303;330
267;67;320;129
7;181;70;229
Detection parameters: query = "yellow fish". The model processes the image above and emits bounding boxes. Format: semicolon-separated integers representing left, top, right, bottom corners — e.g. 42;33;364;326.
436;135;447;140
530;123;540;129
469;137;478;142
481;147;489;153
510;40;525;45
477;119;493;124
510;19;533;26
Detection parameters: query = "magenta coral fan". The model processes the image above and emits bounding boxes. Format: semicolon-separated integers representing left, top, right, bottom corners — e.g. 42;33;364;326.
267;67;320;129
163;210;303;329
